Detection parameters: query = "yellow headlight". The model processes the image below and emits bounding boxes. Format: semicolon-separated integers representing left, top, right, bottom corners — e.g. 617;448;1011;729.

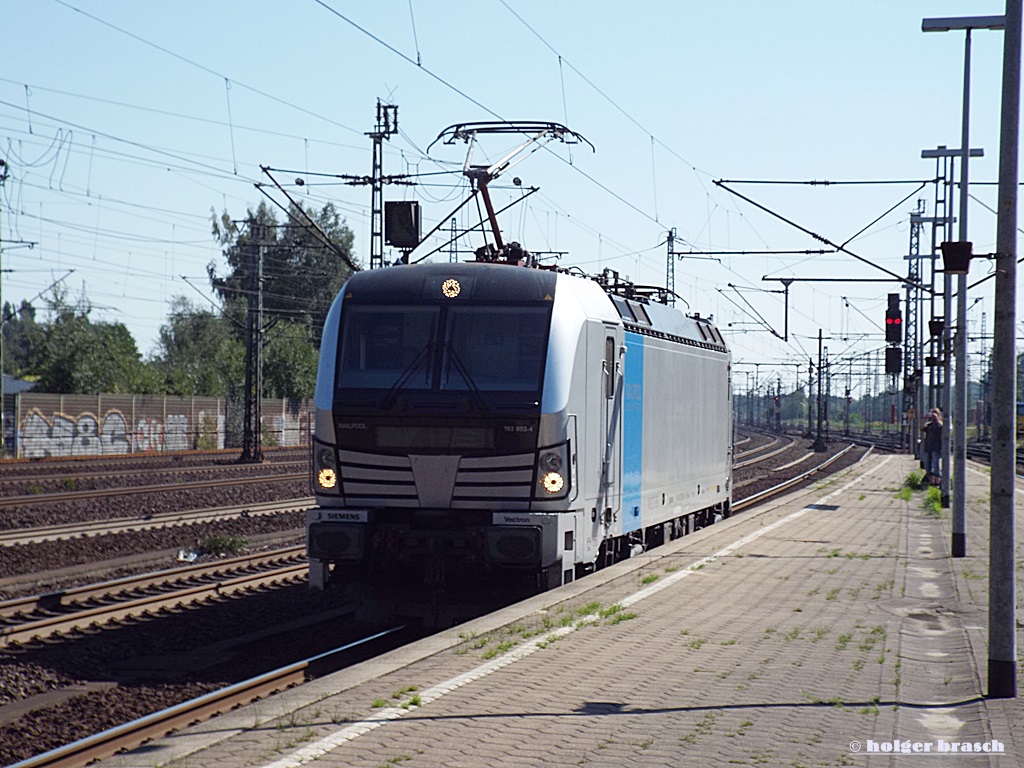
541;471;564;494
441;278;461;298
317;468;337;490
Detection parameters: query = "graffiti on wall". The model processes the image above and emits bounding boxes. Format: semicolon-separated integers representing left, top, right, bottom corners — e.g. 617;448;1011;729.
264;412;311;448
17;409;225;458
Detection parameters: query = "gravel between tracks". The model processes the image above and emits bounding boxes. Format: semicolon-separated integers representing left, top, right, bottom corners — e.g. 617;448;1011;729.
1;478;311;531
0;512;306;592
0;581;356;765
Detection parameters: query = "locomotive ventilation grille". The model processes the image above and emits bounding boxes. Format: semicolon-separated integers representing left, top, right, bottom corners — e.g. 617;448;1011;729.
338;449;536;509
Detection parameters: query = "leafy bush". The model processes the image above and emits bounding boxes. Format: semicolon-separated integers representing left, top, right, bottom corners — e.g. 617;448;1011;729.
196;534;247;555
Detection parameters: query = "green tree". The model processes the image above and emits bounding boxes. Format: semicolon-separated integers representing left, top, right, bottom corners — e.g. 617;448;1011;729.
262;321;318;400
2;300;45;378
208;200;357;344
153;297;245;397
35;293;159;394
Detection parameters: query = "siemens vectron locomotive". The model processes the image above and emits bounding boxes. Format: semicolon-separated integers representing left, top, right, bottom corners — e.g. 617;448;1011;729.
307;258;732;602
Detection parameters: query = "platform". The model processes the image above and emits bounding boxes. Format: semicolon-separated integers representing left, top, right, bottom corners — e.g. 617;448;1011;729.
100;452;1024;767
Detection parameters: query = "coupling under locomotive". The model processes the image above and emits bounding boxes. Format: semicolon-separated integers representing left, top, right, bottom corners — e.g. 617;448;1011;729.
307;259;732;599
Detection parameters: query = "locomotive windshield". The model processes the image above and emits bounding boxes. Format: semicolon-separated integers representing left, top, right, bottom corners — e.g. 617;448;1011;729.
441;306;547;391
336;303;550;395
337;305;438;390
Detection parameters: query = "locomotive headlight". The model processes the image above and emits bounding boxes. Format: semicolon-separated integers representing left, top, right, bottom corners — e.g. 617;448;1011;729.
314;443;340;494
535;442;570;499
539;451;562;473
317;467;337;490
541;471;564;494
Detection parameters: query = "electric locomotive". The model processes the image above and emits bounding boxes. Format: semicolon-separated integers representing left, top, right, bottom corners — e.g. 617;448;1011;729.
307;257;733;605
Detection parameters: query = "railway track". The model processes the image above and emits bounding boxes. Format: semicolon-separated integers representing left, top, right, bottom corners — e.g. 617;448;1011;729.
733;433;796;468
0;472;307;510
0;546;308;647
7;627;404;768
0;498;313;547
0;460;307;493
733;443;859;511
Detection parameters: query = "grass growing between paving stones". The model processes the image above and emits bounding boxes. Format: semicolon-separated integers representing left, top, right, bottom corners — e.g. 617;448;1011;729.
859;696;882;715
455;601;639;659
895;470;945;517
377;756;413;767
371;686;421;710
923;486;944;517
599;603;637;624
903;470;929;491
679;711;718;746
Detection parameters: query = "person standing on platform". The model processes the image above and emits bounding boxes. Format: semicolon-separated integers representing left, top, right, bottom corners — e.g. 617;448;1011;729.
921;408;943;485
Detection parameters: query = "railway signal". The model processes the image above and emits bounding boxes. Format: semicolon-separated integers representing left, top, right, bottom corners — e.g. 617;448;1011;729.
885;346;902;375
885;294;902;344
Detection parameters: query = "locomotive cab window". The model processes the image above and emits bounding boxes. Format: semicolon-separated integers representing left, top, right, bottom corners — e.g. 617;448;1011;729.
442;306;549;392
337;305;438;390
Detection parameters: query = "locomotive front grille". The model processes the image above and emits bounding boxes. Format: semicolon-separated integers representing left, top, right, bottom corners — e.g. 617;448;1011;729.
339;449;534;508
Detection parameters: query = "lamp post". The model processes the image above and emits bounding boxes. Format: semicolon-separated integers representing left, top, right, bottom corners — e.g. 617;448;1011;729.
988;0;1020;700
923;14;1004;559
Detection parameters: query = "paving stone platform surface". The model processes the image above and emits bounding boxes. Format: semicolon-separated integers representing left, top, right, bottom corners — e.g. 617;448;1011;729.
99;452;1024;768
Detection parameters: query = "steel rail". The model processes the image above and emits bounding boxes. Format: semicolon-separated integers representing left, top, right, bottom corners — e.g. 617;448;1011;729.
6;626;405;768
733;443;858;512
0;497;313;546
733;435;796;468
733;434;777;458
0;460;307;488
0;545;306;621
0;563;308;646
0;472;307;509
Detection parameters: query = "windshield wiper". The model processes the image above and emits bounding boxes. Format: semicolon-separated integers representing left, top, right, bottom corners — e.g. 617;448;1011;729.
380;344;433;410
442;342;489;413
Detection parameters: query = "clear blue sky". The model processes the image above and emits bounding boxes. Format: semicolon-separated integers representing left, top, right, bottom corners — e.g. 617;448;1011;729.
0;0;1016;396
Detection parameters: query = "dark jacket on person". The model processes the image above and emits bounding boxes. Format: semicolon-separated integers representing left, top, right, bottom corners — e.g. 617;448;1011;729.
922;419;942;453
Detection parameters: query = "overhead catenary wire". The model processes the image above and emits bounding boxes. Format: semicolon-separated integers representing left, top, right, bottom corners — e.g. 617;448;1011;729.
256;166;361;273
714;179;930;292
51;0;367;138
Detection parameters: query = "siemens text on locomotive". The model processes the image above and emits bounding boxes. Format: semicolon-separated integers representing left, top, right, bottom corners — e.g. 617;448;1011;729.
307;257;733;606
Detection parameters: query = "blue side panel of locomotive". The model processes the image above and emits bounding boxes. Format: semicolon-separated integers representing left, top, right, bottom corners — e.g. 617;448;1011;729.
622;331;644;534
